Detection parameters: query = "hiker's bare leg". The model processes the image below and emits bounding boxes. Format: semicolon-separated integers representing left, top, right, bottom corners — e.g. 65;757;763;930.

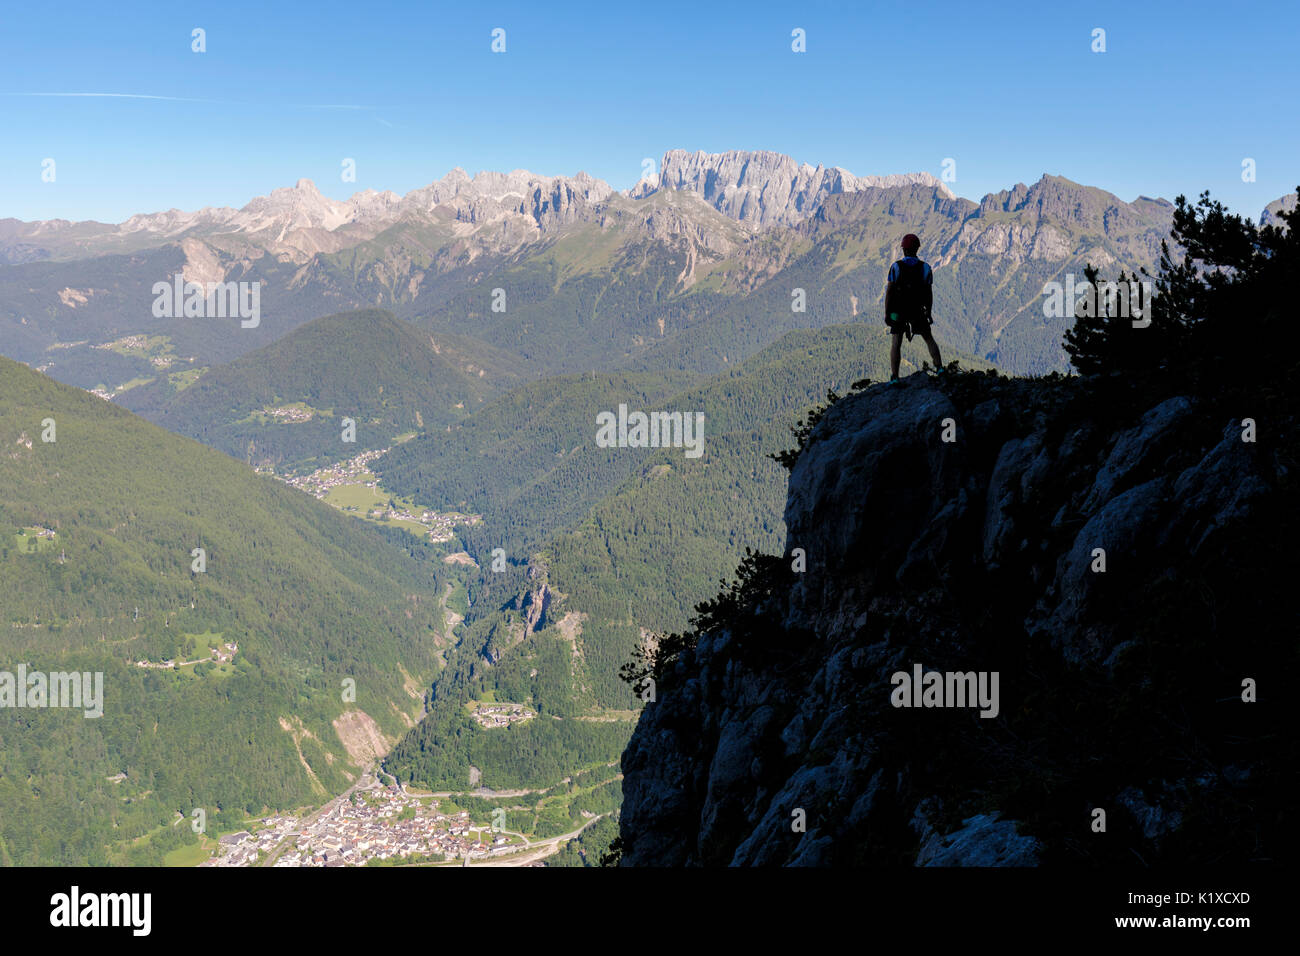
921;331;943;370
890;331;903;379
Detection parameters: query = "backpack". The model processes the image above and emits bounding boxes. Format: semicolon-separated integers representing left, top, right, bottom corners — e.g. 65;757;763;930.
889;259;930;329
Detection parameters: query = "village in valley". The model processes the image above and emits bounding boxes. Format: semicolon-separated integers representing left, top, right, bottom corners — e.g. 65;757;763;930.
203;773;526;868
259;403;313;423
78;334;199;400
135;637;238;671
267;448;479;543
470;701;537;729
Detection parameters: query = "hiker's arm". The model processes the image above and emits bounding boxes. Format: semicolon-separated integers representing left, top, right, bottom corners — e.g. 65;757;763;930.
883;281;893;319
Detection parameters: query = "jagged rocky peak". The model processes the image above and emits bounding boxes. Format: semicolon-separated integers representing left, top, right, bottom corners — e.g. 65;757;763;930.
806;183;976;233
978;181;1032;216
952;174;1175;266
976;175;1169;235
619;373;1286;866
1261;191;1297;229
115;167;617;244
402;166;613;218
345;187;404;223
599;186;753;258
252;177;326;205
118;204;241;236
112;178;352;239
976;175;1109;220
630;148;954;226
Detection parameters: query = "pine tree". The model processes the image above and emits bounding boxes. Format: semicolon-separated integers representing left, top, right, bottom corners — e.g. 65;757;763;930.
1064;186;1299;383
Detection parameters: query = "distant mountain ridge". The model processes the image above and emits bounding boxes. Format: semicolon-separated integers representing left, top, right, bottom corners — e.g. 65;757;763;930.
0;167;619;264
0;149;969;264
1;149;1213;381
630;148;954;226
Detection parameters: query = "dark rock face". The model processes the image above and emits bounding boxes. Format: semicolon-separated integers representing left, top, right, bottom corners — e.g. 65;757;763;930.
619;374;1292;866
914;811;1040;866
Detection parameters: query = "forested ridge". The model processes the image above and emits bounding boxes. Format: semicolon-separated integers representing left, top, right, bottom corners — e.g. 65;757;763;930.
382;322;993;793
123;309;521;471
0;355;447;864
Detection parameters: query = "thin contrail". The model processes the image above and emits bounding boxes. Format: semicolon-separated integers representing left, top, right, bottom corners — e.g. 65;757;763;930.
4;92;372;109
5;92;218;101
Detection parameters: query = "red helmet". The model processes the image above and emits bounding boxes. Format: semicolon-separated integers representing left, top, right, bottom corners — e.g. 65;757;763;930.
901;233;921;254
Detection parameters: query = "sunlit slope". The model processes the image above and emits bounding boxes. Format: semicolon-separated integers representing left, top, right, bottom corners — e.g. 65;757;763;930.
0;355;446;864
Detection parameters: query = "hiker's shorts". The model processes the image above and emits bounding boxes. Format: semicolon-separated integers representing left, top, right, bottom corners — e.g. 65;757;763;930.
889;317;932;340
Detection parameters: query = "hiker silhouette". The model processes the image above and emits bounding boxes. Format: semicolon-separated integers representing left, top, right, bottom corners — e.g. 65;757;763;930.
884;233;943;382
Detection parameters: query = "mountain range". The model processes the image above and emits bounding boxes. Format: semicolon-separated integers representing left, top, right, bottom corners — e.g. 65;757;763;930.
2;148;1294;867
1;151;948;263
1;148;1245;383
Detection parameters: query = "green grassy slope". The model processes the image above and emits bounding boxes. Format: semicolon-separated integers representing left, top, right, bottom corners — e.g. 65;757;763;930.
0;355;447;864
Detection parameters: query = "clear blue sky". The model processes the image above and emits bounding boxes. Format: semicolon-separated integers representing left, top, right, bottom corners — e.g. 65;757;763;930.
2;0;1296;223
